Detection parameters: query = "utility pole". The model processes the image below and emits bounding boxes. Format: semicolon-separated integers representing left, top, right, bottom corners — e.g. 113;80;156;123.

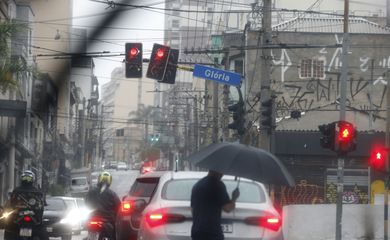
223;50;231;141
259;0;272;151
8;123;15;193
336;0;349;239
97;104;104;170
385;70;390;240
193;95;199;153
212;82;219;143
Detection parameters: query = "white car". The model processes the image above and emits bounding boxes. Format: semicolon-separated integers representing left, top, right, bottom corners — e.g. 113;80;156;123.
137;171;283;240
117;162;128;171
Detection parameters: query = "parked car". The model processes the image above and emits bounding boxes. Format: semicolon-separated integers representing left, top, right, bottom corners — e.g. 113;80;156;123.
117;162;129;171
43;197;73;240
136;171;283;240
70;176;90;197
116;171;165;240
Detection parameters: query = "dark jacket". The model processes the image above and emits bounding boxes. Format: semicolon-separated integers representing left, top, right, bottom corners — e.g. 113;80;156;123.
85;185;121;223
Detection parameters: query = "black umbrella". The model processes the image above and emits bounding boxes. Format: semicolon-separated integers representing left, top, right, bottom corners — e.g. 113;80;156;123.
188;142;295;186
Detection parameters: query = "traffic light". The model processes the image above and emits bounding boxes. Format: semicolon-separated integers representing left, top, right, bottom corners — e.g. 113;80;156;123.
260;98;274;129
149;133;160;144
369;147;388;171
335;120;357;154
318;122;336;149
147;44;170;81
125;43;142;78
159;48;179;84
227;100;245;136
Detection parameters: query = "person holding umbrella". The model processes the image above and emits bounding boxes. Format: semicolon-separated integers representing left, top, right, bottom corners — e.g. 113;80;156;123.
190;170;240;240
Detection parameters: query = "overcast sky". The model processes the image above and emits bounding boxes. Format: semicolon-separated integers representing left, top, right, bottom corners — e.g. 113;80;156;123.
72;0;165;87
72;0;387;88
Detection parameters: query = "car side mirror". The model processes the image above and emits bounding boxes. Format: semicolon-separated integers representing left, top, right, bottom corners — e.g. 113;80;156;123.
133;199;147;212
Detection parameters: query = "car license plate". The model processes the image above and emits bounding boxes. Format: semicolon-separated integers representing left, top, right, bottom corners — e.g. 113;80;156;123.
46;227;53;233
20;228;32;237
221;223;233;233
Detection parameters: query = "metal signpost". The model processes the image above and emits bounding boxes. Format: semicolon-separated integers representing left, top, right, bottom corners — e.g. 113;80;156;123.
193;64;241;87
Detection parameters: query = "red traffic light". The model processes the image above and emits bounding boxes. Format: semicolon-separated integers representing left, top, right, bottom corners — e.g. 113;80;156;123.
369;148;387;171
129;47;139;58
337;121;354;142
156;48;165;58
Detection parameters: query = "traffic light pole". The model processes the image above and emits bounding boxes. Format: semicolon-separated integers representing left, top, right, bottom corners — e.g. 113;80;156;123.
336;1;349;239
385;70;390;240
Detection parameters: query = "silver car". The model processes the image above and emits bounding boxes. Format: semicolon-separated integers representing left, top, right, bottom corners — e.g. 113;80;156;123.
137;171;283;240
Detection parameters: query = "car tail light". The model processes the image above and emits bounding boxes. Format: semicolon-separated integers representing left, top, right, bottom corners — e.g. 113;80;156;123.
87;217;103;232
245;215;282;231
23;216;32;222
121;201;132;213
145;210;185;228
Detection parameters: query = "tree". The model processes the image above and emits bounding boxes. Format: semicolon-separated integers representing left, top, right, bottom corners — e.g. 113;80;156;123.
0;21;35;93
128;104;160;141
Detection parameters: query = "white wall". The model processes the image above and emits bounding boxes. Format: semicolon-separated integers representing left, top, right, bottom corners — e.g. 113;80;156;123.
283;204;387;240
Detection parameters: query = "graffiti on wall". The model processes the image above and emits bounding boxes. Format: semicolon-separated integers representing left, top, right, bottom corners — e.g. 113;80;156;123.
271;34;388;118
278;180;324;206
326;183;369;204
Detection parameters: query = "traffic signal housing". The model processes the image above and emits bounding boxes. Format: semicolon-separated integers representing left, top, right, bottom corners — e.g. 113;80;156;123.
335;120;357;155
227;100;245;136
260;98;274;129
147;44;170;81
149;133;160;144
159;48;179;84
369;147;388;171
125;43;142;78
318;122;336;150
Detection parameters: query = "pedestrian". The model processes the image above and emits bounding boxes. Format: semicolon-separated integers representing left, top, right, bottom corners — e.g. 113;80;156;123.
191;170;240;240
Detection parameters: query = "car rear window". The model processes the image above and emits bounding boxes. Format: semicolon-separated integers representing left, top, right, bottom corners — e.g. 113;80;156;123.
45;198;66;211
162;179;266;203
72;178;87;186
129;177;159;197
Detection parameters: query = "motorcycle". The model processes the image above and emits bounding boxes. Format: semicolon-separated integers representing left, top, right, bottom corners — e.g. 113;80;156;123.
86;215;114;240
1;192;47;240
1;208;43;240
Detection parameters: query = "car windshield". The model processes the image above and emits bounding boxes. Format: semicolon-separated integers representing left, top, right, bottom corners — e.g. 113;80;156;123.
130;177;159;197
72;178;87;185
162;179;266;203
63;199;77;210
45;198;66;211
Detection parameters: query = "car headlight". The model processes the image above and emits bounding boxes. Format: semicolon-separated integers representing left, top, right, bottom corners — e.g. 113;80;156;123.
60;210;81;226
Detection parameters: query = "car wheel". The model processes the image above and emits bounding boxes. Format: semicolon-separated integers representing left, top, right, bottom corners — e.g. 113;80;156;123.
62;234;72;240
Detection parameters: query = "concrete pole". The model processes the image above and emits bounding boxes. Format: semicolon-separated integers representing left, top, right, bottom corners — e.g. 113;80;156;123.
223;51;230;141
259;0;272;151
212;81;219;143
8;123;15;193
385;70;390;240
336;1;349;239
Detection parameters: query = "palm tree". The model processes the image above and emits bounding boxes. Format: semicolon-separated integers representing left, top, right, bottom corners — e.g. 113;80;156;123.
128;104;160;141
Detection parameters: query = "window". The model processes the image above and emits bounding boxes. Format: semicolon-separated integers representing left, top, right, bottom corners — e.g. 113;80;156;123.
172;19;180;28
116;128;124;136
300;58;325;79
162;179;266;203
130;177;159;198
45;198;66;211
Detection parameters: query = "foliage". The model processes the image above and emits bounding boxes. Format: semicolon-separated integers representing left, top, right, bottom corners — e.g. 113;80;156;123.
0;21;35;93
140;147;160;161
48;183;65;196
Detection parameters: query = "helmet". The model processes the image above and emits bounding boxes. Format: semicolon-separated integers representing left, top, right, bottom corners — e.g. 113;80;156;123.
21;170;35;185
98;171;112;187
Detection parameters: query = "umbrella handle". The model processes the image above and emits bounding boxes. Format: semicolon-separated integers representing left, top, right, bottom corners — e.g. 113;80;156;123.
235;176;241;188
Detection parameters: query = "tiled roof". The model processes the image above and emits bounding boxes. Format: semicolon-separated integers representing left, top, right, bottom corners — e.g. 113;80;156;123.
273;17;390;34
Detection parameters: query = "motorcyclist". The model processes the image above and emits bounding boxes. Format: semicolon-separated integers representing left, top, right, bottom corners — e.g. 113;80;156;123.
3;170;48;240
85;171;121;239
